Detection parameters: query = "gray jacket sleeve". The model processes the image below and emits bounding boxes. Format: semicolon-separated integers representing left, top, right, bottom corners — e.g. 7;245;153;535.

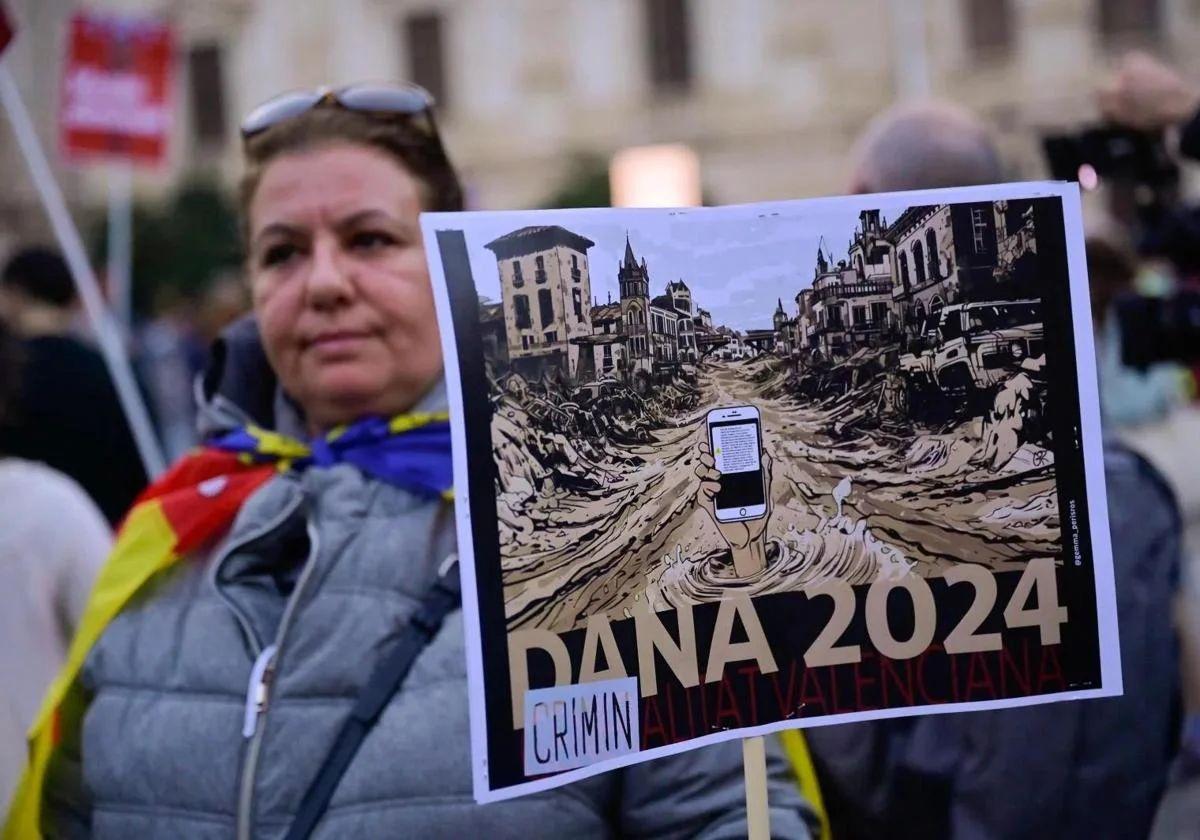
616;737;816;839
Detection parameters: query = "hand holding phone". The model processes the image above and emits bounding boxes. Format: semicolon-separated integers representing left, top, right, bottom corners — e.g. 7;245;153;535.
697;406;772;576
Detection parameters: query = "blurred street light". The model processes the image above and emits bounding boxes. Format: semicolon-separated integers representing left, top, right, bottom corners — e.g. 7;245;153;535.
609;143;701;208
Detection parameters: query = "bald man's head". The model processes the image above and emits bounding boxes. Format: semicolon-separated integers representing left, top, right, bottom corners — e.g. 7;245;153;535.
849;101;1005;194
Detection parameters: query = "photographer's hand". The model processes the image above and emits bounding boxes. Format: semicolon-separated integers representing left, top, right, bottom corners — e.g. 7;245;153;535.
695;440;773;577
1099;51;1200;130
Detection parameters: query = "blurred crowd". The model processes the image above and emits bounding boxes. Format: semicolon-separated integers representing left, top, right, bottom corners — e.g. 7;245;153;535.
1;40;1200;840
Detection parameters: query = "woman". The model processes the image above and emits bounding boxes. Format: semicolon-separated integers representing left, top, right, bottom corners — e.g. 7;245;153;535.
11;85;815;838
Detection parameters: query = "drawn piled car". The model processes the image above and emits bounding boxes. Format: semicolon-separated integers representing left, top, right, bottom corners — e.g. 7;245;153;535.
899;300;1043;396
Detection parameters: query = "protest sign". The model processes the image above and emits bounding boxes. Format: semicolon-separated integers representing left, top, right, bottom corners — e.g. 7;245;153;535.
0;8;165;478
421;182;1119;803
60;10;174;332
60;11;173;164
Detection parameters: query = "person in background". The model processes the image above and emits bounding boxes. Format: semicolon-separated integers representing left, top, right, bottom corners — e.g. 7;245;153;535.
1152;583;1200;837
196;272;253;347
0;247;147;524
0;317;111;812
1098;51;1200;148
137;289;204;461
1086;235;1189;429
846;100;1005;194
1097;50;1200;838
8;86;819;838
795;98;1184;839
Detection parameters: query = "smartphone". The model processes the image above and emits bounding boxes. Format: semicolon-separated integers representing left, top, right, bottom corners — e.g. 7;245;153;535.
705;405;766;522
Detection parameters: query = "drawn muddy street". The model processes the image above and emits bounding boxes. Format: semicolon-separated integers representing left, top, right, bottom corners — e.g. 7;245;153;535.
497;356;1060;634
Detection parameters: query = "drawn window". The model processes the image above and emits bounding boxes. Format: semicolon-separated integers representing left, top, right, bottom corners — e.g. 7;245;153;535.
514;295;531;329
512;260;524;288
940;310;964;342
967;302;1040;331
853;305;867;326
855;254;864;278
899;252;910;291
538;288;554;328
573;288;583;319
535;254;548;284
872;301;890;325
925;229;939;278
972;208;989;253
912;241;927;285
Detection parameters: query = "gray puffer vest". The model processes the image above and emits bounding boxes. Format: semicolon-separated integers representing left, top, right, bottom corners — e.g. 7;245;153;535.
43;321;815;839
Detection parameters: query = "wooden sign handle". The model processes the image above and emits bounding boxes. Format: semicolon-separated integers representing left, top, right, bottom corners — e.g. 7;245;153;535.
742;736;771;839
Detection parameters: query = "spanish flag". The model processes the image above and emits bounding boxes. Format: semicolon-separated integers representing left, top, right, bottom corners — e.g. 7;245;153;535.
3;412;453;838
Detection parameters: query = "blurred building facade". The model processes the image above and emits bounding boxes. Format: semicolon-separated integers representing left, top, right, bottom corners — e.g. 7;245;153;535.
1;0;1199;241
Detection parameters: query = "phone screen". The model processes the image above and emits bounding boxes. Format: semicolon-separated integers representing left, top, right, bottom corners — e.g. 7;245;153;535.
709;418;765;513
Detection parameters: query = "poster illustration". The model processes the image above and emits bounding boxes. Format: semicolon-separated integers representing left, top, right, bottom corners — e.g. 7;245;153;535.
421;182;1120;803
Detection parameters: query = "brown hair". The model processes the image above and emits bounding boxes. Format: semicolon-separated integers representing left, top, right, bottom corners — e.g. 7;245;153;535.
239;106;464;242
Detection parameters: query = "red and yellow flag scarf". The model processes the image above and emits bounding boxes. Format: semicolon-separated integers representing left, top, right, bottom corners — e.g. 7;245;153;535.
2;448;275;838
3;412;453;838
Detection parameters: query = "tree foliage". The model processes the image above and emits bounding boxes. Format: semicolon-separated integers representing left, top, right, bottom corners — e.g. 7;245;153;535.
539;154;611;210
93;180;241;317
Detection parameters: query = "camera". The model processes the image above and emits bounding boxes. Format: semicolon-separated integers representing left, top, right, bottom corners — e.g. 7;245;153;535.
1042;126;1178;188
1115;289;1200;369
1045;125;1200;368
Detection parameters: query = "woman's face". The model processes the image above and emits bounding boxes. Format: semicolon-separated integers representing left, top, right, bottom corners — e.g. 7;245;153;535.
248;143;443;431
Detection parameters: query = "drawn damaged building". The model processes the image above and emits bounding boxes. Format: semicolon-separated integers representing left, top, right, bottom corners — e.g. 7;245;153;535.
785;201;1041;361
885;200;1039;337
485;225;596;379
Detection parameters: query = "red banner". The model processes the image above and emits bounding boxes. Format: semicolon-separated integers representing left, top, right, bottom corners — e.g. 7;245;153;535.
60;12;173;165
0;4;14;57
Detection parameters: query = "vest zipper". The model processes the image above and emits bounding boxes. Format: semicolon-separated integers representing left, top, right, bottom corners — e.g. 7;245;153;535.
242;644;278;738
209;487;306;656
237;513;323;840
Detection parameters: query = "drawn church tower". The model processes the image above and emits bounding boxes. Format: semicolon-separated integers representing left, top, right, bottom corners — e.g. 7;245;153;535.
618;234;652;369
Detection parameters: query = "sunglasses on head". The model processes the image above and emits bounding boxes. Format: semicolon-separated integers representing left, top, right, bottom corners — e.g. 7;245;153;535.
240;83;439;140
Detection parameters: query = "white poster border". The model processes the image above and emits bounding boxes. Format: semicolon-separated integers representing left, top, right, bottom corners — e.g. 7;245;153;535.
422;180;1121;805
